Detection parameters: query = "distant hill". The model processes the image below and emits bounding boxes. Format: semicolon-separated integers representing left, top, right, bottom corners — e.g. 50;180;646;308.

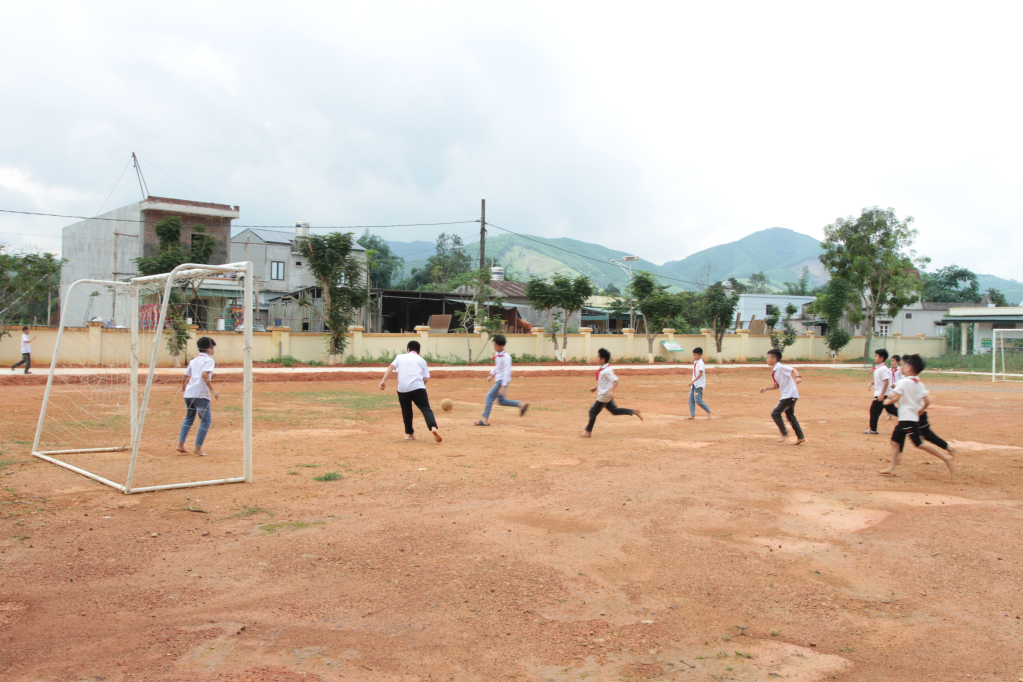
385;228;1023;301
661;227;826;289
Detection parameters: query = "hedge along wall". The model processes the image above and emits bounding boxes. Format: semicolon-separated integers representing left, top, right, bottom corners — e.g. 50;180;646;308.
3;325;948;367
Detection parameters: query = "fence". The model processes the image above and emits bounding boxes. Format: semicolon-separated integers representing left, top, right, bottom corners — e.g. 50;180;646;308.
2;325;948;368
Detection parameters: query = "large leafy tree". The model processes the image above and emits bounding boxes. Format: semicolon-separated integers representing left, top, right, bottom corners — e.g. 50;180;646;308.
356;230;404;289
783;266;812;296
986;288;1009;307
401;233;473;291
811;276;853;356
819;206;927;362
526;275;567;359
135;217;216;363
632;271;684;361
452;268;503;361
0;245;63;336
302;232;369;364
921;264;981;303
701;282;740;354
557;275;595;358
747;271;771;294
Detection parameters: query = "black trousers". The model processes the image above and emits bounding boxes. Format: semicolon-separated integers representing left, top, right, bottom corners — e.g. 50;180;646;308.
397;389;437;435
771;398;804;439
918;412;948;450
585;399;634;432
12;353;30;373
869;398;898;430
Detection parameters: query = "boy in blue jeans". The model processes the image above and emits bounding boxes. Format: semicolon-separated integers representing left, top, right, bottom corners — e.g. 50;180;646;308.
684;346;712;419
177;337;218;456
476;334;529;425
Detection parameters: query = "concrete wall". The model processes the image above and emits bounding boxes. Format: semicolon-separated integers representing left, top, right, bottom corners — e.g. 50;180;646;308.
3;325;949;368
230;234;318;297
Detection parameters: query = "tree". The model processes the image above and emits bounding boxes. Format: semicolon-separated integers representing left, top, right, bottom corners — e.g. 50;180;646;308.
526;275;566;359
631;271;683;362
356;231;404;289
604;282;621;297
747;271;772;294
557;275;596;359
302;232;369;364
820;206;927;362
986;288;1009;307
769;302;799;353
811;276;853;357
922;265;980;303
701;282;740;355
452;268;503;362
401;233;473;291
783;266;812;296
135;217;216;365
0;245;63;336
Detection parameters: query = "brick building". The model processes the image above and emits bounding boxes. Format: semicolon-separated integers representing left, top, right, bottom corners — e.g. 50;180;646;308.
60;196;240;326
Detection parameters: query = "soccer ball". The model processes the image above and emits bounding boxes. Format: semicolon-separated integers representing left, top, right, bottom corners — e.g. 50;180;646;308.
440;399;454;412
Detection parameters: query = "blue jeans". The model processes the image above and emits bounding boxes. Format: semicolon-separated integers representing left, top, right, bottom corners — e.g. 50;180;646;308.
179;398;212;447
689;386;711;416
482;381;520;418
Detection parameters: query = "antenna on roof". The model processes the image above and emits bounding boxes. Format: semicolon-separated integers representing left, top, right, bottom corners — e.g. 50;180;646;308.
131;153;150;200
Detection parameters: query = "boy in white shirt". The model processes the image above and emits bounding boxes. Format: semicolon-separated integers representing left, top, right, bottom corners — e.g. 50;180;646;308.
11;326;36;374
881;353;954;475
760;348;806;444
684;346;712;419
580;348;643;438
177;337;218;456
477;334;529;426
886;355;903;421
379;340;442;442
864;349;898;434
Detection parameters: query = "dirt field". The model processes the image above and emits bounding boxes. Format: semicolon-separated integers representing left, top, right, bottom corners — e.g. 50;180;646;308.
2;367;1022;682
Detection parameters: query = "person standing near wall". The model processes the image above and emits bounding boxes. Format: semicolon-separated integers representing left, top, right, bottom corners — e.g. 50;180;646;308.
11;326;36;374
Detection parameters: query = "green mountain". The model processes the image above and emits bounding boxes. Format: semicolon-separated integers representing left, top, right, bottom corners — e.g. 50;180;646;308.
976;274;1023;305
660;227;826;289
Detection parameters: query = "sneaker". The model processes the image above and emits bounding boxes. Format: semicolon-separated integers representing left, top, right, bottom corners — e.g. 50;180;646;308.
863;429;879;435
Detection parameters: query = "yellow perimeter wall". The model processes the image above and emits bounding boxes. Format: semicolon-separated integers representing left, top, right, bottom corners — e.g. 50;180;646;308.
3;325;948;367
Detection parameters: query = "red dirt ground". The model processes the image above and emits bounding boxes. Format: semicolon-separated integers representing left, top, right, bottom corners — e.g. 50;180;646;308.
1;367;1022;681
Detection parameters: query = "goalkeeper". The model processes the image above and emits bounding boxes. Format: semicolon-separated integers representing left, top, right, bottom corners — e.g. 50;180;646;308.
177;337;219;456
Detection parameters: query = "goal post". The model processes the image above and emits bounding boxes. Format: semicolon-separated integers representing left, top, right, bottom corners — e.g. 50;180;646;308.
32;261;255;494
992;328;1023;383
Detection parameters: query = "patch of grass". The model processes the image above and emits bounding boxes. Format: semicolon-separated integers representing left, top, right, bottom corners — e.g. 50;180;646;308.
734;651;754;659
295;463;324;468
313;471;343;482
289;390;394;411
510;353;556;363
260;520;325;533
0;459;17;471
233;505;273;518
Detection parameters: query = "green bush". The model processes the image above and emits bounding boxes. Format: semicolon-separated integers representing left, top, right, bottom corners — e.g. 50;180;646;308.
313;471;343;482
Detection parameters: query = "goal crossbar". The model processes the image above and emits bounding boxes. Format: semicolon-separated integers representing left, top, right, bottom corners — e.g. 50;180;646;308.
31;262;254;494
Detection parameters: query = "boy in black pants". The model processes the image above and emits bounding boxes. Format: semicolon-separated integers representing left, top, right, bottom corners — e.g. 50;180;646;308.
880;353;954;475
760;348;805;445
865;349;898;434
379;340;442;443
580;348;643;437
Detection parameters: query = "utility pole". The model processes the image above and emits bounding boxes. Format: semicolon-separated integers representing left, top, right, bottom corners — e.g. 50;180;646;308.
479;199;486;271
131;152;150;200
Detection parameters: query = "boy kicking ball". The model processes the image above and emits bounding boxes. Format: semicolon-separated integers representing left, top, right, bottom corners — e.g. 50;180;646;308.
683;346;712;420
379;340;443;443
476;334;529;426
760;348;806;445
580;348;642;438
880;353;954;476
177;337;218;456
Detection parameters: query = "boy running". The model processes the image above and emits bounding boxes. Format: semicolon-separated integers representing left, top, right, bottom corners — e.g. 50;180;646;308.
880;353;954;475
760;348;805;445
684;346;712;420
580;348;642;438
379;340;442;443
886;355;903;421
177;337;218;456
865;349;898;434
11;326;36;374
477;334;529;426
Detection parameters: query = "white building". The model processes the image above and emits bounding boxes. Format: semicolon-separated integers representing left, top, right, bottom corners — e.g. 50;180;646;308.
940;305;1023;354
733;294;816;330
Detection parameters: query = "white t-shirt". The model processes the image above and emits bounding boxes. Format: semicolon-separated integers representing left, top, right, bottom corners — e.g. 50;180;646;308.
21;333;31;354
891;366;903;385
183;353;216;400
691;358;706;389
772;363;799;400
596;364;618;403
391;351;430;393
490;350;512;385
872;364;892;397
891;376;928;422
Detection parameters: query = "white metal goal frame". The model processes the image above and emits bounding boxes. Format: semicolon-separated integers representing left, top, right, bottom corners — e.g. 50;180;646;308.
31;261;254;494
992;328;1023;382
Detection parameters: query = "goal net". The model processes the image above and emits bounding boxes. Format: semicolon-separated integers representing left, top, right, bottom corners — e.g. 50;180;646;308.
993;329;1023;382
32;262;254;494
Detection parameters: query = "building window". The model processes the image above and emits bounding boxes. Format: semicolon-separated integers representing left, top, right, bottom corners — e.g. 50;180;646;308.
878;323;890;337
295;261;303;267
905;313;913;319
270;261;285;280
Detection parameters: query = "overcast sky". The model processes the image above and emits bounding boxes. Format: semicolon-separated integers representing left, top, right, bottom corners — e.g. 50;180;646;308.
1;2;1021;280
